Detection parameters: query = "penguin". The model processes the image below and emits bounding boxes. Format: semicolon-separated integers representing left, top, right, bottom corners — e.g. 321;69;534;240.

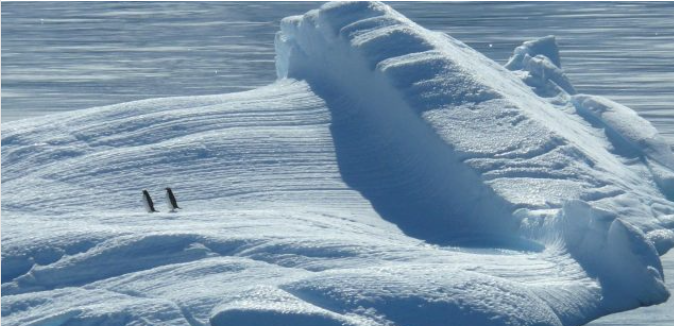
142;190;158;213
165;187;181;212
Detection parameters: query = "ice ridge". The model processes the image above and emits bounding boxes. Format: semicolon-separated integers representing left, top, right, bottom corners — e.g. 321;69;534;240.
2;2;674;326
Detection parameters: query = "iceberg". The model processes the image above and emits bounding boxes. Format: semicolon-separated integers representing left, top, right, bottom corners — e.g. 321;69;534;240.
2;2;673;326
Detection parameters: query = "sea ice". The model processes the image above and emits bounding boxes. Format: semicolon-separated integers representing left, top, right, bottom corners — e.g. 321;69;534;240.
2;2;673;326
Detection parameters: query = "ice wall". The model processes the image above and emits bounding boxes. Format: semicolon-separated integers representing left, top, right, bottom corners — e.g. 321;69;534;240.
275;0;674;316
3;2;674;326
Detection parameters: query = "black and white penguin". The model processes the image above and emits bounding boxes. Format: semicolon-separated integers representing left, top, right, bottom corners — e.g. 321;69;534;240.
165;187;181;212
142;189;158;213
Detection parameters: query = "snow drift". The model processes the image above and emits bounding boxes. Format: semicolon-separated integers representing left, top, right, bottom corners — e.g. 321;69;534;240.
2;2;674;326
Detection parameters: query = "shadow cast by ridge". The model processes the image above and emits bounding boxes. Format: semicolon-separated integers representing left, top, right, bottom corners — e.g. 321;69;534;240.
305;81;520;248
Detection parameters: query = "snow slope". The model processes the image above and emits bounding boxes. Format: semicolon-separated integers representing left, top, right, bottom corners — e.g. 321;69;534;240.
3;2;674;326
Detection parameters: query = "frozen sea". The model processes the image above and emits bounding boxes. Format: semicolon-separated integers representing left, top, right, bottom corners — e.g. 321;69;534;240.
2;2;673;325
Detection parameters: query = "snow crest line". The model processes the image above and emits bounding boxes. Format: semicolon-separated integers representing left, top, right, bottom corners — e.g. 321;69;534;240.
277;1;516;243
275;0;674;321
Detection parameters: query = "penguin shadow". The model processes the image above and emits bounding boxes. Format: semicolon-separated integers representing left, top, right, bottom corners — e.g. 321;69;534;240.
142;187;181;217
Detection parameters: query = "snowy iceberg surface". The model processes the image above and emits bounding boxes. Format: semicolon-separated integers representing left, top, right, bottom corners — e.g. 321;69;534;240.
3;2;674;326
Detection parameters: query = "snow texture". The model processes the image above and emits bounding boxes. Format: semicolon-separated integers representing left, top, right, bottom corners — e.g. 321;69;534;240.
2;2;674;326
505;35;575;95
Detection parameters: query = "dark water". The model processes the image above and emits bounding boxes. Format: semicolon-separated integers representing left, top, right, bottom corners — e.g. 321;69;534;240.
2;2;674;143
1;2;673;324
1;2;317;120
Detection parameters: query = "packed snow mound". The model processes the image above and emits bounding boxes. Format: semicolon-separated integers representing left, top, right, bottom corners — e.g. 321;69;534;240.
505;36;575;95
3;80;581;326
506;35;562;69
276;1;673;249
572;94;674;199
3;2;674;326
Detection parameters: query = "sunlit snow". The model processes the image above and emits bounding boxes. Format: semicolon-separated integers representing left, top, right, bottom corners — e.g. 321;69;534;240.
2;2;673;326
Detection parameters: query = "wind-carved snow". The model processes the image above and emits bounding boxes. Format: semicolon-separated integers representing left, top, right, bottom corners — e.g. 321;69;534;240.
2;2;674;326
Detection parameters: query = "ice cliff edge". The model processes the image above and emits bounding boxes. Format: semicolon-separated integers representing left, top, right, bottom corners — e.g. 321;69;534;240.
275;0;674;310
3;2;674;326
